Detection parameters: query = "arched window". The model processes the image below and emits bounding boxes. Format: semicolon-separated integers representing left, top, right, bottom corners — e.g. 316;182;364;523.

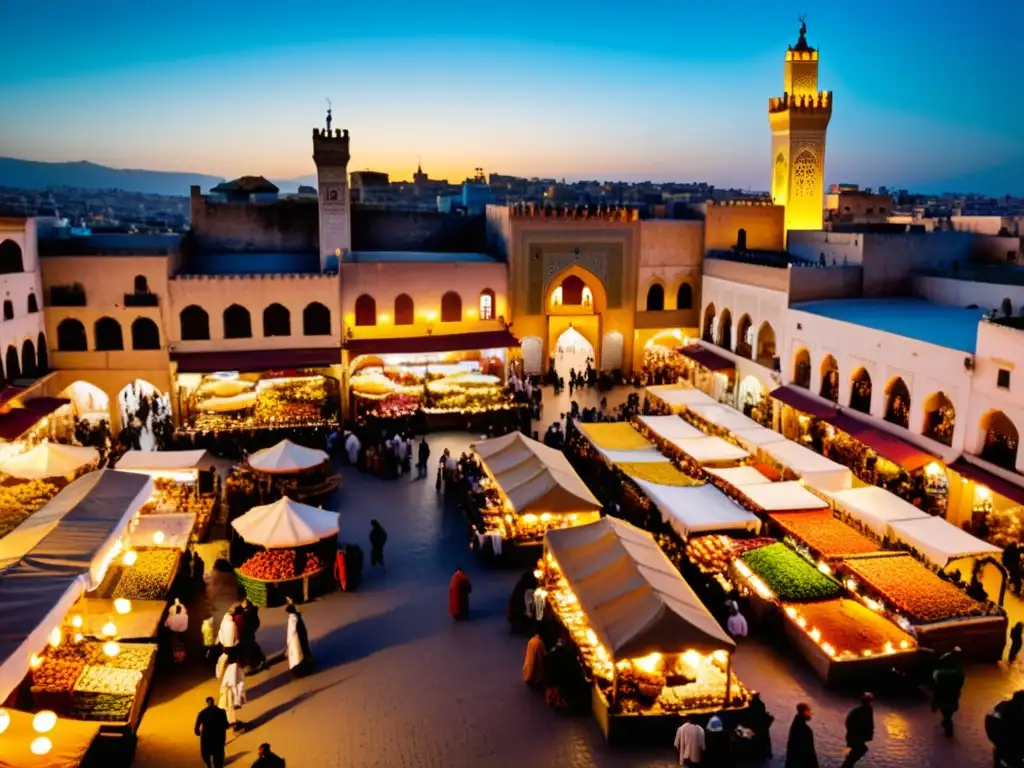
302;302;331;335
717;309;733;350
646;283;665;311
394;294;414;326
5;347;19;380
2;301;12;321
263;303;291;337
441;291;462;322
849;367;871;412
820;355;840;402
0;240;24;274
677;283;693;310
884;377;911;428
558;276;585;306
479;289;495;320
223;305;252;339
980;410;1020;470
793;349;811;388
37;332;48;373
354;295;376;327
134;275;149;293
702;303;716;343
735;314;753;358
131;317;160;350
20;339;36;378
737;228;747;250
57;319;87;351
179;305;210;341
27;294;38;314
923;391;955;446
756;321;776;364
94;317;124;351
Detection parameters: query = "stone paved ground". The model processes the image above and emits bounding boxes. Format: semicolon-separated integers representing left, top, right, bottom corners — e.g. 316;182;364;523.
129;388;1024;768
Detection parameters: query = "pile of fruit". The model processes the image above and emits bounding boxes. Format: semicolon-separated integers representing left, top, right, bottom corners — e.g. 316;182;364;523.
74;665;142;696
0;478;60;538
685;535;776;574
770;511;880;559
94;643;156;672
239;549;323;581
112;549;179;601
71;692;133;722
741;543;842;603
32;644;95;693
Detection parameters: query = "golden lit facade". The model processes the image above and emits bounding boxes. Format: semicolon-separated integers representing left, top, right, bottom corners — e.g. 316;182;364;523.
768;21;832;237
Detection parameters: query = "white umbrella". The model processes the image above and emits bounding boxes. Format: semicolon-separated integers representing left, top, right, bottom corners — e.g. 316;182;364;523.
247;439;328;474
231;497;339;547
0;443;99;479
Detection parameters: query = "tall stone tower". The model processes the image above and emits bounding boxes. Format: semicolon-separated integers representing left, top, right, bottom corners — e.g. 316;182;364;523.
769;19;832;236
313;119;351;270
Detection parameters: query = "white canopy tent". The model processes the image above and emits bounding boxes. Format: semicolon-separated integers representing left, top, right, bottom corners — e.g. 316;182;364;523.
0;442;98;480
635;481;761;539
669;436;749;465
706;466;773;487
115;449;210;481
127;513;197;551
686;404;763;432
232;497;339;547
247;440;329;474
827;486;929;540
599;448;670;465
887;516;1001;569
731;426;788;452
636;415;705;442
733;481;828;512
645;385;716;410
759;440;853;493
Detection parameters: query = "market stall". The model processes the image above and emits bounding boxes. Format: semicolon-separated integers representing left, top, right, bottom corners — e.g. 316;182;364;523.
768;510;881;562
635;482;762;540
541;518;749;744
126;514;197;552
231;497;339;607
758;440;853;493
706;466;773;488
886;516;1002;571
98;548;182;603
0;443;98;481
64;598;167;642
730;425;788;453
827;485;930;541
727;481;829;514
0;476;64;543
645;385;717;412
685;403;763;434
0;706;102;768
577;422;670;465
114;449;210;482
839;553;1007;661
665;436;749;468
635;415;705;442
246;439;338;502
469;432;600;552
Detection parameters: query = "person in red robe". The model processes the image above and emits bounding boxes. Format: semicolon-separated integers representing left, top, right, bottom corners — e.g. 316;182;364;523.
449;568;472;620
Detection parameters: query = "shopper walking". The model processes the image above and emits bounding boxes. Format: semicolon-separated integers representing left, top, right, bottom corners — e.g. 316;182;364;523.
240;598;267;673
417;437;431;479
164;598;188;664
252;743;286;768
216;648;247;732
285;602;313;677
369;519;388;569
194;696;230;768
673;719;704;765
840;693;874;768
932;648;965;737
785;702;819;768
1008;621;1023;664
217;606;239;655
449;567;473;620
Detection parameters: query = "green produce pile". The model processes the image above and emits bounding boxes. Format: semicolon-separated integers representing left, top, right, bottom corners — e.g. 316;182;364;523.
740;543;842;603
95;642;156;672
71;691;133;722
112;549;179;600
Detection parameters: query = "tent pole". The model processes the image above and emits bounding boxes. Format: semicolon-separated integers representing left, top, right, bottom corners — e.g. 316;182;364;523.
612;666;619;710
724;654;732;708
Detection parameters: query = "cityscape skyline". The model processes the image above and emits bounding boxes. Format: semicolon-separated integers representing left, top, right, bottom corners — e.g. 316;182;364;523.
2;2;1022;195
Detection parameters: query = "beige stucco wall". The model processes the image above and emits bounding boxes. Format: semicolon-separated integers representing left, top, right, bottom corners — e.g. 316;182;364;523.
704;203;785;252
0;218;47;376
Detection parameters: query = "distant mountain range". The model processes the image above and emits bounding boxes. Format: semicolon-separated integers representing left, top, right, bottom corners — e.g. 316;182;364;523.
0;158;317;197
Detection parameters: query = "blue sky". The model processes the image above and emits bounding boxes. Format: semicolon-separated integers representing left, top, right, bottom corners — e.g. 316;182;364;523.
2;1;1021;194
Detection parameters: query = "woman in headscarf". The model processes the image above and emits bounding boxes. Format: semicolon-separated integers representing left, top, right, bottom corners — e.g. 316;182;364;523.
216;647;247;732
164;598;188;663
285;602;313;677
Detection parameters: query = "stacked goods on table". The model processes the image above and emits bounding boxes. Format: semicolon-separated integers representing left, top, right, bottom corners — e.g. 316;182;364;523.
615;652;748;715
31;643;96;712
71;644;157;723
684;535;777;575
781;599;916;661
112;549;180;601
140;479;215;538
424;372;510;414
617;462;703;487
770;511;881;561
0;478;60;538
738;543;842;602
239;549;323;580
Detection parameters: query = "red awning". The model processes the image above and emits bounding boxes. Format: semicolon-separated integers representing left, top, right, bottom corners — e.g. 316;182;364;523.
345;330;520;357
949;459;1024;507
171;347;341;374
677;345;734;373
0;408;46;441
824;411;936;473
21;397;71;415
769;386;837;419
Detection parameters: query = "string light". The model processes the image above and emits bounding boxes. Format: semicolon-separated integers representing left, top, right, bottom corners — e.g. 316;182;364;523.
32;710;57;734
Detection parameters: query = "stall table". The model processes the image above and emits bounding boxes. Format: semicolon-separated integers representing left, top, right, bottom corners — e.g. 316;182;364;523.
769;511;881;561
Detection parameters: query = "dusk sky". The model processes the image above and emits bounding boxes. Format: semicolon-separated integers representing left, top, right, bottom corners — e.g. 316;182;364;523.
2;1;1021;194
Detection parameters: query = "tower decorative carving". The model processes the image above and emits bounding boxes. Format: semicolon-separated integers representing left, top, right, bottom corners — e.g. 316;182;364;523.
313;118;351;271
769;18;832;237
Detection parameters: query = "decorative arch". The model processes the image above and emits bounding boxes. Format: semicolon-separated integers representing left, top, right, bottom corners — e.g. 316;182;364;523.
773;153;788;203
37;332;48;373
5;346;19;381
263;303;291;337
59;381;110;419
736;228;747;250
479;288;495;320
94;317;124;351
303;302;331;335
792;148;818;200
979;410;1020;470
735;314;753;358
676;282;693;310
701;303;716;343
645;282;665;312
820;355;839;402
223;304;252;338
755;321;776;365
0;240;24;274
354;294;376;327
131;317;161;350
133;275;149;293
27;294;38;314
57;318;88;351
717;309;733;350
20;338;36;379
884;376;911;428
394;294;414;326
544;265;608;314
922;391;955;446
441;291;462;322
849;366;872;412
348;354;385;376
793;348;811;388
179;305;210;341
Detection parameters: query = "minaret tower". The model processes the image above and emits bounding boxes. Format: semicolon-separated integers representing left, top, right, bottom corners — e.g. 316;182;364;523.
769;18;832;236
313;108;351;271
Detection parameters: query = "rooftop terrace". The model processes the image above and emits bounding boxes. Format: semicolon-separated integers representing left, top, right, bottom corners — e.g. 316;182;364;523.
916;263;1024;288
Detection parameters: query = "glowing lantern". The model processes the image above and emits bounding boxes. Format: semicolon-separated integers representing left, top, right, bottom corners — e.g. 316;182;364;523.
0;709;10;734
152;531;165;545
33;710;57;733
71;614;83;628
49;626;62;648
114;598;132;615
122;550;138;566
73;633;84;643
31;737;52;756
29;654;43;670
103;641;120;657
102;621;117;638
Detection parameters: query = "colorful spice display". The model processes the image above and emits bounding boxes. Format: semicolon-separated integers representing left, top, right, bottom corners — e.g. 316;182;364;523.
578;423;653;452
770;511;881;559
0;478;60;539
112;549;179;601
782;598;916;660
618;462;704;487
739;543;842;603
685;535;775;575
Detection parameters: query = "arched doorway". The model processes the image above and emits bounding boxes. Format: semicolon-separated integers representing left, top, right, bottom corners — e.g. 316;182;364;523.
884;377;911;428
118;379;170;451
979;410;1020;470
922;391;956;446
554;327;594;379
756;322;776;367
738;375;769;420
717;309;733;351
21;338;37;379
793;348;811;388
702;303;716;343
520;337;543;376
59;381;111;424
820;355;839;402
850;367;872;413
735;314;753;358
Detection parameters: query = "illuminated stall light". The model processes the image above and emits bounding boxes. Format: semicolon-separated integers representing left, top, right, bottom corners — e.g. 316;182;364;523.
103;641;120;657
102;621;118;638
31;737;53;755
122;550;138;566
0;708;10;734
32;710;57;734
114;598;132;615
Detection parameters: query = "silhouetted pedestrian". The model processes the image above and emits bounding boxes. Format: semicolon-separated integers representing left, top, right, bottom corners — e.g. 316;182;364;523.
369;519;388;568
195;696;229;768
785;702;818;768
840;693;873;767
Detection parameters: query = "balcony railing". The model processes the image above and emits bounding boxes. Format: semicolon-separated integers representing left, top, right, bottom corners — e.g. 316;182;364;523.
48;286;87;307
124;292;159;307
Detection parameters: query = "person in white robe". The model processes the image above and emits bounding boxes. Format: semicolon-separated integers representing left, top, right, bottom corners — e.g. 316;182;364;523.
218;607;239;650
217;648;246;731
285;602;312;677
164;599;189;662
345;433;361;465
